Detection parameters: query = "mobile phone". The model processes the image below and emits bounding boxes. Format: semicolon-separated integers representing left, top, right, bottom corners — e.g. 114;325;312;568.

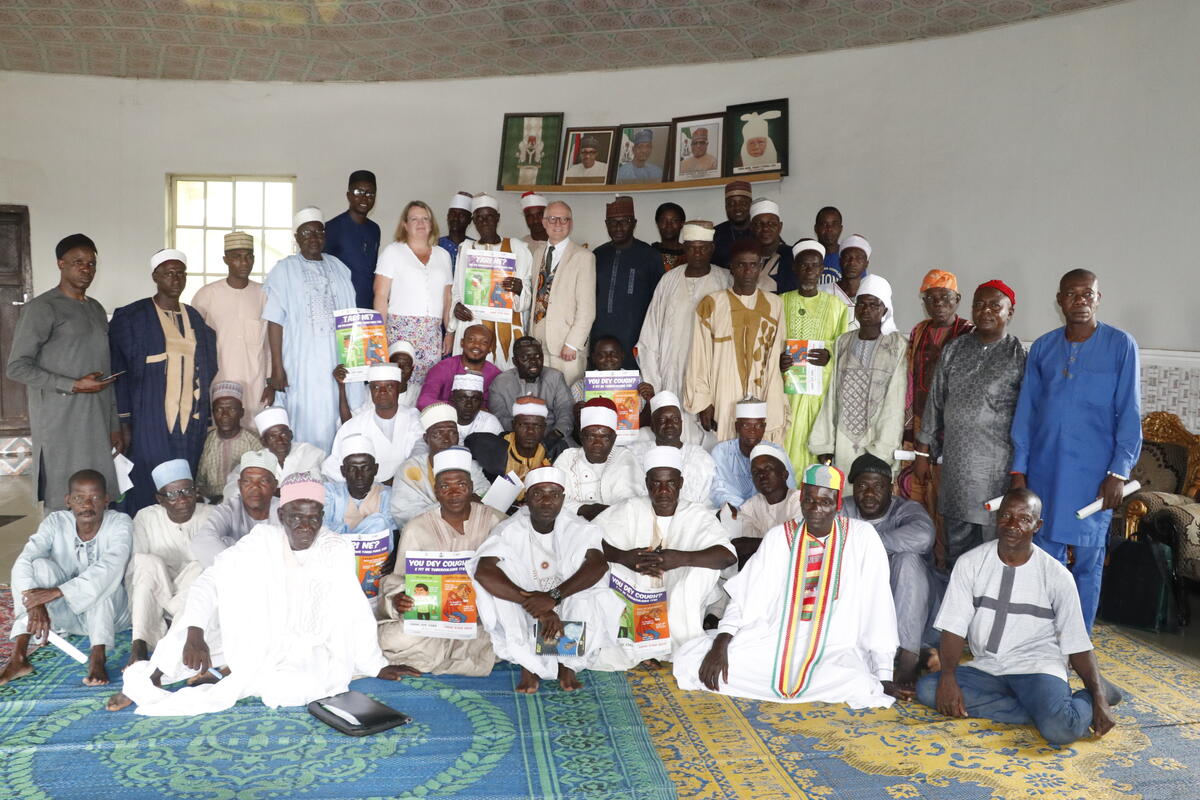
100;370;126;381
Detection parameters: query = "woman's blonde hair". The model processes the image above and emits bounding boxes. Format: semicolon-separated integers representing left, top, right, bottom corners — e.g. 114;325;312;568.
394;200;440;247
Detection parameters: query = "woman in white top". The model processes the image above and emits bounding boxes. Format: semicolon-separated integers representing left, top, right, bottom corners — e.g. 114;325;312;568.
374;201;453;385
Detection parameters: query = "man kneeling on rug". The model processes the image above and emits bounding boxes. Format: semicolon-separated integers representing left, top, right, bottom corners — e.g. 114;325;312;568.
109;473;417;714
2;469;132;688
673;464;904;707
469;467;623;694
916;488;1121;745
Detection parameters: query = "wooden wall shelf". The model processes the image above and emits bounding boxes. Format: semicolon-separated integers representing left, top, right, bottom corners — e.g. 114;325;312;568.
501;172;782;195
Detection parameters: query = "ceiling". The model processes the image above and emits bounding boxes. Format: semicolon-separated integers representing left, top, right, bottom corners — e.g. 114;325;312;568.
0;0;1120;83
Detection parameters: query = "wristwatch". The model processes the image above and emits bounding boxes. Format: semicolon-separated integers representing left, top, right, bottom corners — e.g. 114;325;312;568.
548;586;563;603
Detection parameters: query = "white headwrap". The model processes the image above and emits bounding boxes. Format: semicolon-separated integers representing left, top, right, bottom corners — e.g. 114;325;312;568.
512;397;549;418
471;193;498;212
420;402;458;431
579;405;618;431
855;273;898;335
680;223;715;243
433;446;473;476
792;240;826;259
451;373;485;393
524;466;566;490
649;391;681;413
254;406;289;435
748;443;788;469
749;199;780;220
292;206;323;230
150;249;187;271
643;445;684;474
734;400;768;420
340;434;376;459
738;110;782;168
521;193;548;210
449;192;473;211
366;364;405;383
839;234;872;259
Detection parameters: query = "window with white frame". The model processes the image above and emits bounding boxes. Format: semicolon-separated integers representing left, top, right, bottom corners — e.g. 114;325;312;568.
168;175;295;304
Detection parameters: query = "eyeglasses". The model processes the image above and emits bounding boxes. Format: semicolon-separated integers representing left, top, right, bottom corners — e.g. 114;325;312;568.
544;216;572;225
350;188;376;198
296;228;325;239
158;487;197;501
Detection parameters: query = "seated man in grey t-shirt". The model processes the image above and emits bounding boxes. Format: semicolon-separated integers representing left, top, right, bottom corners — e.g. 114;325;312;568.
916;488;1121;746
190;451;280;568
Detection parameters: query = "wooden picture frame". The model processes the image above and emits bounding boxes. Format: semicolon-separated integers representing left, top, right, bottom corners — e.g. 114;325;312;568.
671;112;724;182
610;122;673;184
558;127;619;186
724;99;789;177
496;112;564;190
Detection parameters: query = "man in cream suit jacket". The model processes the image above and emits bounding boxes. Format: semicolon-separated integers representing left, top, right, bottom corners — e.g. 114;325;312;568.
529;201;596;386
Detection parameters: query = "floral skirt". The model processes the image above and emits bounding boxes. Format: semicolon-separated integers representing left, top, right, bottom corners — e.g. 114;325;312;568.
387;314;442;386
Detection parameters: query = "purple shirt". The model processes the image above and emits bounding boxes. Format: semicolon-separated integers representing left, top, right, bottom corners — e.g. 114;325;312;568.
416;356;502;409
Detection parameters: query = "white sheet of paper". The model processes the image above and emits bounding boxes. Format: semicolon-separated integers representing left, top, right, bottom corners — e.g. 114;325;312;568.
112;452;135;495
481;471;522;511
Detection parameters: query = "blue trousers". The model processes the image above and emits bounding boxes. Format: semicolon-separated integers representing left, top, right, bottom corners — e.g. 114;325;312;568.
1034;534;1104;630
917;666;1094;746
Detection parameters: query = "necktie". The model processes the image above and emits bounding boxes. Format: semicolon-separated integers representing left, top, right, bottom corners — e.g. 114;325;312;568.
535;244;556;323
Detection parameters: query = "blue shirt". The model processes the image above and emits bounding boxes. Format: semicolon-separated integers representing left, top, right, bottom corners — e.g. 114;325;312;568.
710;439;797;509
324;210;381;310
438;235;474;270
615;161;663;183
821;250;841;284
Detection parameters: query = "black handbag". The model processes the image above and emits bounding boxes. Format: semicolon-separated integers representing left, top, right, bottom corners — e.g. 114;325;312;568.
307;691;412;737
1098;533;1179;634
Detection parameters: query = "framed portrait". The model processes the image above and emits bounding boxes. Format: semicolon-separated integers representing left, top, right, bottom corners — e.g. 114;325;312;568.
671;113;723;182
496;112;564;190
724;99;789;177
559;127;618;185
611;122;672;185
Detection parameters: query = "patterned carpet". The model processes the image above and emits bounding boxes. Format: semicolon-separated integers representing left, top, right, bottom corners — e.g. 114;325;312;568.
630;625;1200;800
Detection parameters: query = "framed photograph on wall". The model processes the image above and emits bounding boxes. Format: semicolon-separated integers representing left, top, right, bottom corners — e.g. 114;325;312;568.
671;113;723;182
496;112;564;189
724;99;789;177
611;122;672;184
559;127;618;185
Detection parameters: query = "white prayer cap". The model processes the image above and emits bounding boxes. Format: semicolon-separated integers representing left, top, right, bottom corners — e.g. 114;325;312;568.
856;273;898;335
238;449;279;478
151;458;192;490
149;248;187;271
367;364;405;383
749;198;780;220
211;380;244;402
839;234;871;259
734;399;768;419
520;191;548;210
579;404;618;432
449;191;474;211
451;372;485;393
512;396;549;419
749;443;788;469
254;406;290;435
643;445;684;475
524;466;566;490
341;434;375;459
792;240;826;259
420;402;458;431
279;471;325;506
293;206;324;230
471;193;498;212
433;445;473;476
680;221;715;243
649;390;681;413
389;340;416;359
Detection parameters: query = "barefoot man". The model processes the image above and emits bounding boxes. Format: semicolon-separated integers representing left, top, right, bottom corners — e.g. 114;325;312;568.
470;467;623;693
109;473;417;714
2;469;132;687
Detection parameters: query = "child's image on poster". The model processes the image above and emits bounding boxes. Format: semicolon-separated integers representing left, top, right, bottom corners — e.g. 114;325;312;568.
783;339;824;396
334;308;389;381
402;550;478;639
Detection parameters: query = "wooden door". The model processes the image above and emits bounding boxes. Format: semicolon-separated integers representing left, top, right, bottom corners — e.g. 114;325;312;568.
0;205;32;435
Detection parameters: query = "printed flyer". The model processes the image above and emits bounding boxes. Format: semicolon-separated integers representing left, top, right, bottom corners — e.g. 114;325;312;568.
402;550;478;639
461;248;517;323
611;571;670;658
783;339;824;396
334;308;389;381
346;527;392;598
533;620;588;656
583;370;641;440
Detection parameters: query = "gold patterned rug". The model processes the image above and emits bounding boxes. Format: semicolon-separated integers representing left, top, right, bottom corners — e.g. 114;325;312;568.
628;625;1200;800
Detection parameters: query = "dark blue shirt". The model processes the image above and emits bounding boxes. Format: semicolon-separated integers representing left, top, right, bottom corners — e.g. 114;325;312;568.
822;249;842;284
437;235;474;272
711;220;753;268
590;238;663;370
324;210;381;309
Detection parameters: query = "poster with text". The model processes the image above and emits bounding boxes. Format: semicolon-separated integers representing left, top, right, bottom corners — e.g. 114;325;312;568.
611;570;671;659
402;550;478;639
461;249;517;323
783;339;824;396
583;370;641;441
334;308;388;382
346;527;391;598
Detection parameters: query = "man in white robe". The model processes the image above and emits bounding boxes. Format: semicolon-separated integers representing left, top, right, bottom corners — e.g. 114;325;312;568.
1;469;131;688
470;467;623;693
341;340;420;420
389;404;491;529
673;464;902;708
223;406;324;496
110;474;417;715
127;459;213;665
553;400;640;520
629;391;716;507
377;447;507;675
323;364;424;483
738;446;804;544
195;450;279;568
711;400;796;512
595;447;735;671
450;371;503;440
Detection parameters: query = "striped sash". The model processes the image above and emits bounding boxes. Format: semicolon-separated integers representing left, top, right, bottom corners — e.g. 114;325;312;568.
769;515;847;699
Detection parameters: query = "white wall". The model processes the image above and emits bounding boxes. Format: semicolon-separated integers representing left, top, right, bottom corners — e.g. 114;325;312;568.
1;0;1196;349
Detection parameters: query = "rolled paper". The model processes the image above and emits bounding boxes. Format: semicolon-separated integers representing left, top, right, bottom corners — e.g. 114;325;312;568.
894;450;916;462
983;495;1005;512
1075;480;1140;520
46;631;88;664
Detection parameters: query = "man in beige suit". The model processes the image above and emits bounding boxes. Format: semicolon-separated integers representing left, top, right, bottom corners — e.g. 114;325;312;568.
529;201;596;386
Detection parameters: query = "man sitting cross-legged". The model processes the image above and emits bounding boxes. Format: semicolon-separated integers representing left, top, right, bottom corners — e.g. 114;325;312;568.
673;464;903;707
126;459;213;665
916;488;1121;746
629;391;716;507
109;473;417;714
594;446;735;670
1;469;132;687
377;446;507;676
469;467;623;693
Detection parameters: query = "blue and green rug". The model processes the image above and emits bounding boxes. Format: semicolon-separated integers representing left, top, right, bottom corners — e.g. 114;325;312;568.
0;640;673;800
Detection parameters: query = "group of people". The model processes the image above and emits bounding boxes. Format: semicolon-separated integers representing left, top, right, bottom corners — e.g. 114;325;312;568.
2;169;1140;747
